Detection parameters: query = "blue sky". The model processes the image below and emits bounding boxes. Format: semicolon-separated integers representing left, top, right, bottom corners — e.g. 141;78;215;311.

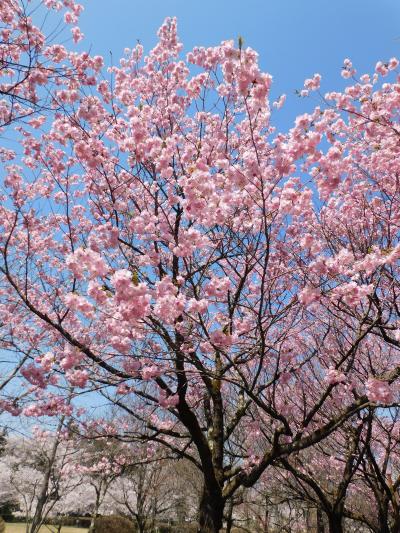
4;0;400;433
77;0;400;130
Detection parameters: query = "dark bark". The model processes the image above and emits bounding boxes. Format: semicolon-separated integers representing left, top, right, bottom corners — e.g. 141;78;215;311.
263;498;269;533
379;523;391;533
225;498;233;533
327;513;344;533
134;517;146;533
390;517;400;533
198;485;224;533
135;468;147;533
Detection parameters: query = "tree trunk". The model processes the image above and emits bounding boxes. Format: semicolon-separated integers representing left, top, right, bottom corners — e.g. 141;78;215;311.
377;506;390;533
316;507;325;533
137;522;145;533
263;501;269;533
306;507;313;531
327;513;344;533
88;492;101;533
29;417;64;533
390;515;400;533
378;523;390;533
134;517;146;533
88;515;96;533
198;486;224;533
225;498;233;533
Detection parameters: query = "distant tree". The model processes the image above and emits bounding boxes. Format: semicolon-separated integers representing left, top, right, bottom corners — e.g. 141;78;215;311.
109;453;171;533
3;420;80;533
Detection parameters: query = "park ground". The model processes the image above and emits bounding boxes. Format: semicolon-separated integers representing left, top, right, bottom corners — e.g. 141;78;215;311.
6;525;87;533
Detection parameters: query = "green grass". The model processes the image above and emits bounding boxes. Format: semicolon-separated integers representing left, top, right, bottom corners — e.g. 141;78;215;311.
6;524;87;533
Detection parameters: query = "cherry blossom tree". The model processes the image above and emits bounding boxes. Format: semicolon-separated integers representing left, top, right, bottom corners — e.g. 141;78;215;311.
352;408;400;533
0;0;85;132
109;453;175;532
2;422;80;533
275;419;367;533
65;436;125;533
0;0;102;409
1;12;400;533
0;450;19;519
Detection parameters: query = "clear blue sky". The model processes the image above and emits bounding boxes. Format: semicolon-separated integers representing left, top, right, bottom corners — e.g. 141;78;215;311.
77;0;400;130
3;1;400;434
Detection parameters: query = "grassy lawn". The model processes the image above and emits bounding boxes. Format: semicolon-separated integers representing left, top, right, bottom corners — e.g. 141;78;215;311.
6;525;87;533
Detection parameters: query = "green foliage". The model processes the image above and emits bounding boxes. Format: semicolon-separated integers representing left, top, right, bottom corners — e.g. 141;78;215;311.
0;500;18;521
94;515;135;533
47;516;92;528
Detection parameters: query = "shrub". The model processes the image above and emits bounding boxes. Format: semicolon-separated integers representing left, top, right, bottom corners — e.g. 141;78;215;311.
0;500;18;521
48;516;92;528
156;524;198;533
0;517;5;533
94;515;135;533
